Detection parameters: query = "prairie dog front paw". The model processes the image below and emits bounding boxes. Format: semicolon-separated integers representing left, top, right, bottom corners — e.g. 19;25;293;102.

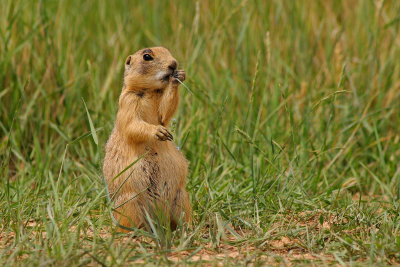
154;125;173;141
171;70;185;83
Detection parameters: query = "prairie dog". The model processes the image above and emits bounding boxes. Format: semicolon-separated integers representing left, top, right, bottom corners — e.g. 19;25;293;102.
103;47;191;231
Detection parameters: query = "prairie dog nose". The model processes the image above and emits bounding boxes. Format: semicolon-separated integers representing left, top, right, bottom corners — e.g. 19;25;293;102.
168;60;178;71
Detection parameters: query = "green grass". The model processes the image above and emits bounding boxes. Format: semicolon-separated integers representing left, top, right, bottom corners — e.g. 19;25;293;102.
1;0;400;265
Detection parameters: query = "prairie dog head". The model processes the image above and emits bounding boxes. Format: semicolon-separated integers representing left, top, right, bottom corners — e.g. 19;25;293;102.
123;47;178;91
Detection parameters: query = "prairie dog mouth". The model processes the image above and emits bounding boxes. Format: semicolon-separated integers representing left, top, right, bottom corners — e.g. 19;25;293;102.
160;70;175;81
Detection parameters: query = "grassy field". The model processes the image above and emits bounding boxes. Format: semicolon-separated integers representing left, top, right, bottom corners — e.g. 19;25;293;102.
1;0;400;265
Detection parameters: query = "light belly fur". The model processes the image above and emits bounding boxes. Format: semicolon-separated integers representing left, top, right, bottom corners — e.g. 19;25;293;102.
104;133;188;211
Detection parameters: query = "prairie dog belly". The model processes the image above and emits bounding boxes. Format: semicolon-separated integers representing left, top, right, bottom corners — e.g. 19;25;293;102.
106;140;187;189
106;140;188;215
138;143;188;198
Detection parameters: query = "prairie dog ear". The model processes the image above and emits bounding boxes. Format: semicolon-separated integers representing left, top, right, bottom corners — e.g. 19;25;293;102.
125;55;132;69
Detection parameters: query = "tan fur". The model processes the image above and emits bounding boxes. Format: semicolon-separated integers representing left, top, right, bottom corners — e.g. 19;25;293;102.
103;47;191;231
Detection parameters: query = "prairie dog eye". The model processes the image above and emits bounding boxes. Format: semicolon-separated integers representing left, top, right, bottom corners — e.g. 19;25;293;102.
143;54;153;61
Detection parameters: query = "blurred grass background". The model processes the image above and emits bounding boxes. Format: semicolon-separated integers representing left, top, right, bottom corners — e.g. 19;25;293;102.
1;0;400;265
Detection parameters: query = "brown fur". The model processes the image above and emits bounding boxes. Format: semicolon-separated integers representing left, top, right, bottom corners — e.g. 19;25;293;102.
103;47;191;231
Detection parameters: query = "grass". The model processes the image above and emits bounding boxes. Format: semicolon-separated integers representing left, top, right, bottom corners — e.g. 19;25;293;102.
1;0;400;265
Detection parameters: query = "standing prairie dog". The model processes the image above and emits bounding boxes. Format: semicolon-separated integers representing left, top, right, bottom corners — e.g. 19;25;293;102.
103;47;191;231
